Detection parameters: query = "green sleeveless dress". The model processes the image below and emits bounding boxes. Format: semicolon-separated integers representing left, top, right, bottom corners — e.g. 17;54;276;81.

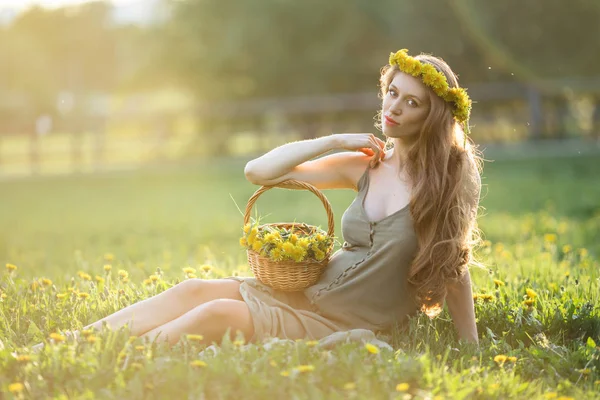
226;164;420;343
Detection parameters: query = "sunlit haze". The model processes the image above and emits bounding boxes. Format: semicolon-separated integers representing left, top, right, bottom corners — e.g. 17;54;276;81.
1;0;139;10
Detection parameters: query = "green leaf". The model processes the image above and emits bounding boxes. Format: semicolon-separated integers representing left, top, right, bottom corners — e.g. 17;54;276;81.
587;337;597;348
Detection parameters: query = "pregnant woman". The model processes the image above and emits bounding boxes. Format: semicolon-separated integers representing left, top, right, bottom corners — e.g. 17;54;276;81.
35;49;483;350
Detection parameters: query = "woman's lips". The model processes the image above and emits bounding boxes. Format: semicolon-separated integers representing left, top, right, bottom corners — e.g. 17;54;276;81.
384;116;399;126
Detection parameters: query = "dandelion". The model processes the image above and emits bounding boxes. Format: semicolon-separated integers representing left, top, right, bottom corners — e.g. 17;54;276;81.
56;293;68;299
8;383;24;393
143;279;152;286
182;267;196;274
50;333;66;342
578;248;588;258
493;354;507;366
103;264;112;272
344;382;356;390
95;276;105;283
186;334;204;342
280;370;290;377
6;263;17;272
507;356;517;363
396;383;410;392
42;278;53;286
118;270;129;279
149;274;159;282
306;340;319;347
190;360;207;368
81;329;93;337
293;364;315;373
493;279;505;287
562;245;572;253
78;292;90;299
543;393;557;399
15;355;31;363
30;281;40;291
526;288;537;299
544;233;557;243
556;397;574;400
86;336;98;343
365;343;380;354
78;272;92;281
104;253;115;262
200;265;212;272
523;299;535;307
239;237;248;247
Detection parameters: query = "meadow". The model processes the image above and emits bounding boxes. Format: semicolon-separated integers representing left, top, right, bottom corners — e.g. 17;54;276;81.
0;153;599;399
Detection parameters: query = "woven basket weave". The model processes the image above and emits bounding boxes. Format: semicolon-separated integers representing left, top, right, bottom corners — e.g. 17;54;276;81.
243;179;335;292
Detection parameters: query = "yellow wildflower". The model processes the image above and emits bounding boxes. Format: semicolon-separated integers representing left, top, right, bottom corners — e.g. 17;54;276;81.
544;393;558;399
239;237;248;247
396;383;410;392
50;333;66;342
104;253;115;261
365;343;380;354
8;383;24;393
544;233;557;243
523;299;535;307
86;336;98;343
78;292;90;299
182;267;196;274
41;278;52;286
6;263;17;271
135;345;145;351
269;359;277;367
95;276;105;283
186;334;204;342
149;274;159;282
243;223;252;233
562;245;572;253
200;265;212;272
280;370;290;377
507;356;517;362
118;270;128;279
15;355;31;363
557;397;574;400
293;364;315;373
56;293;68;299
493;279;505;287
252;239;263;252
306;340;319;347
143;279;152;285
233;339;245;346
187;273;197;279
103;264;112;271
493;354;507;365
526;288;538;299
190;360;207;368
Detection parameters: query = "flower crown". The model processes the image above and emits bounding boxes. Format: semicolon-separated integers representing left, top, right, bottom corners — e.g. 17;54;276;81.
388;49;472;136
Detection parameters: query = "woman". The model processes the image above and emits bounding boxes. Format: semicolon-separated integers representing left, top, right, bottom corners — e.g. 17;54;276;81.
36;49;483;349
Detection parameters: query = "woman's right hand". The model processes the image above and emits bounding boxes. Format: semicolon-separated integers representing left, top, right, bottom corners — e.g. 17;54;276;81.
332;133;386;163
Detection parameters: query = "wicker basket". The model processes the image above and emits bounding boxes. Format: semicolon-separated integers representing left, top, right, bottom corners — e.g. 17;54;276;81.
243;179;335;292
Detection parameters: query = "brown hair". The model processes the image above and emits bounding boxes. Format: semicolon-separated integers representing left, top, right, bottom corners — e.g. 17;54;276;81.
375;53;485;317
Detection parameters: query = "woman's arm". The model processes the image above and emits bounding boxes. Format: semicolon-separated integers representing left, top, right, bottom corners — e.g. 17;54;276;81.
445;269;479;344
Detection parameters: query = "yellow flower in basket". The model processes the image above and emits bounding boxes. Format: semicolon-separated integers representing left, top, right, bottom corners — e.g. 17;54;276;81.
241;179;337;291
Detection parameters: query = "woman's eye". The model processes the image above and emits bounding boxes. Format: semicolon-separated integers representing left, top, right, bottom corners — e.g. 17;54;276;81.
408;99;418;107
389;89;397;97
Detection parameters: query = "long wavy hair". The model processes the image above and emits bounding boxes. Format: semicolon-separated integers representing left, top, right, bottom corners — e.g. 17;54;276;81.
375;53;485;318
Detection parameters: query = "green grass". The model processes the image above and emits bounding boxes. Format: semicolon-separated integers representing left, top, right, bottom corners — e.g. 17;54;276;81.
1;154;599;399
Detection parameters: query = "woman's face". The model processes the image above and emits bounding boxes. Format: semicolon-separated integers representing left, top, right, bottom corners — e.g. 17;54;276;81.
381;71;431;139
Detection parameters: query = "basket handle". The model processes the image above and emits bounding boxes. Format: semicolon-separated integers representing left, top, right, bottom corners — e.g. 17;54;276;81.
243;179;335;238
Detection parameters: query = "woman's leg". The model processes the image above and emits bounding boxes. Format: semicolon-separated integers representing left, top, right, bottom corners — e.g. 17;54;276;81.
82;279;244;336
140;298;254;346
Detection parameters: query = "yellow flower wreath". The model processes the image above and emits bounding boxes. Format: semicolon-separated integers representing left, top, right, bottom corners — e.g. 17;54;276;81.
388;49;472;137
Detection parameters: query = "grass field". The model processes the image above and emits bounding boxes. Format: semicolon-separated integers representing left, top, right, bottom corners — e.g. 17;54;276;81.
1;154;599;399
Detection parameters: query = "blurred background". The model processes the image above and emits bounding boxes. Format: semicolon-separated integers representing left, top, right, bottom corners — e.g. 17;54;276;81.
1;0;599;276
1;0;599;176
